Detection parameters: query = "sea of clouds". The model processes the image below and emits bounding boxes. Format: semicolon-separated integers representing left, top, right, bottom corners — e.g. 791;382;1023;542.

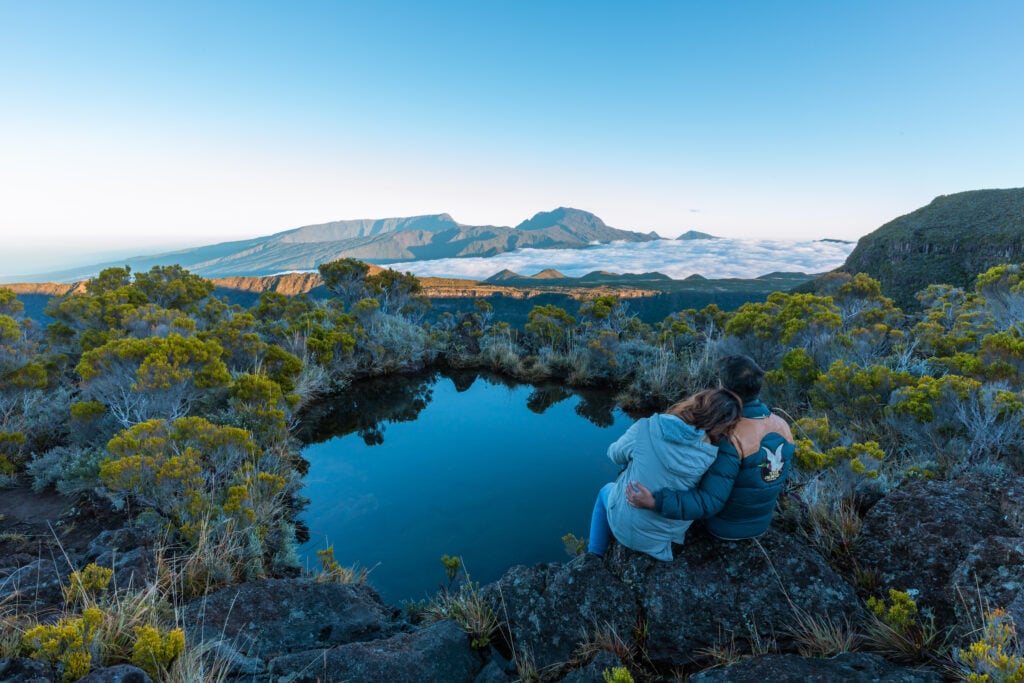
385;238;857;281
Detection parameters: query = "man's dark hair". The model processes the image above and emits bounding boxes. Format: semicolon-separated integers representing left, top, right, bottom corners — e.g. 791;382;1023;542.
719;355;764;404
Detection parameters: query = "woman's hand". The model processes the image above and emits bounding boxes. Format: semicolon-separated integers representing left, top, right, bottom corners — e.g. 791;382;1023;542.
626;481;655;509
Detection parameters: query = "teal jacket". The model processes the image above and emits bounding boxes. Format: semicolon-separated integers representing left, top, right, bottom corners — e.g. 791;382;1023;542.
651;399;794;540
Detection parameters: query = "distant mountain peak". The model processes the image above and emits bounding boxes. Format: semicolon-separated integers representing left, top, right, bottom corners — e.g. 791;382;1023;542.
485;269;524;282
530;269;566;279
515;207;606;232
677;230;719;241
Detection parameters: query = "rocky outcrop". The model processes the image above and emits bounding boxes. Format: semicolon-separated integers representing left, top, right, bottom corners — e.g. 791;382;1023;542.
688;652;942;682
951;536;1024;630
267;619;483;682
0;558;68;613
480;526;862;675
183;578;399;659
559;651;628;683
84;528;158;593
481;554;637;676
854;479;1014;624
77;665;153;682
608;527;862;669
0;662;154;683
0;657;57;682
8;472;1021;681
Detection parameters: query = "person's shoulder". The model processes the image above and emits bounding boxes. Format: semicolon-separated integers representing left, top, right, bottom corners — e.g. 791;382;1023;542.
764;413;794;442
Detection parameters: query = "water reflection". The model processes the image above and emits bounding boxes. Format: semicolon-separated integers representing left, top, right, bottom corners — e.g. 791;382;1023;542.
296;370;634;603
296;372;437;446
297;369;629;447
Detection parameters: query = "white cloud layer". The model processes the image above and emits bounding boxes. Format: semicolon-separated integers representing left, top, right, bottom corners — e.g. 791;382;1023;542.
386;238;857;281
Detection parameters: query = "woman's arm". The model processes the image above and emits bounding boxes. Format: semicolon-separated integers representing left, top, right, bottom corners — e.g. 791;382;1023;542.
627;443;740;520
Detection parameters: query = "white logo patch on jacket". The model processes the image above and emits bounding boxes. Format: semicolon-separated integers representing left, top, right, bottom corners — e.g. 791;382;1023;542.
759;444;785;482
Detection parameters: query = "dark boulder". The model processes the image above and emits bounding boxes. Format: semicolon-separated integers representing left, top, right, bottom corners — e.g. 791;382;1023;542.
855;479;1012;624
688;652;943;682
560;651;629;683
192;639;267;678
77;664;153;682
472;653;516;683
481;554;637;675
0;657;56;683
268;618;482;682
623;527;861;669
996;476;1024;536
92;547;155;593
183;578;398;659
951;536;1024;632
0;558;67;612
84;527;157;591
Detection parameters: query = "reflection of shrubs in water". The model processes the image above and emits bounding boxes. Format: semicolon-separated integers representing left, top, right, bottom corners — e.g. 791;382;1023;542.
295;371;439;446
298;369;628;446
526;385;573;414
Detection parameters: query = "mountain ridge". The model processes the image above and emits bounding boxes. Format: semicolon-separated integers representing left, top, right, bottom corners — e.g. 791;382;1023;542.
833;187;1024;308
10;208;658;283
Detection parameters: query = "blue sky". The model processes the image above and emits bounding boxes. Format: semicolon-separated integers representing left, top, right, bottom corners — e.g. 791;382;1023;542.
1;1;1022;276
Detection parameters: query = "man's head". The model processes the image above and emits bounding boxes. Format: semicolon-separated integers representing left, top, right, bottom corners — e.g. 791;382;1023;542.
719;355;764;404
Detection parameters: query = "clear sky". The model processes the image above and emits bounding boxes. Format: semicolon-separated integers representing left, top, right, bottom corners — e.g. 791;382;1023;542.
1;1;1022;276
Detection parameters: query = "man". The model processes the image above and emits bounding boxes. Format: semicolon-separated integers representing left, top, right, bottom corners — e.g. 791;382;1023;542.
626;355;795;540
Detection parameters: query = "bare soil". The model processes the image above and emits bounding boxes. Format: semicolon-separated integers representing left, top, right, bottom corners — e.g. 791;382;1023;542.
0;478;125;569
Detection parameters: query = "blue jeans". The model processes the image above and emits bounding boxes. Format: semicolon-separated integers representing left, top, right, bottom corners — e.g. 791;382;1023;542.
588;482;615;556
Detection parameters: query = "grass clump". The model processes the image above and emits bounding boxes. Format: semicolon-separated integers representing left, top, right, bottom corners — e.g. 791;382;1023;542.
314;545;368;584
424;555;498;650
864;589;946;663
603;665;635;682
562;533;586;557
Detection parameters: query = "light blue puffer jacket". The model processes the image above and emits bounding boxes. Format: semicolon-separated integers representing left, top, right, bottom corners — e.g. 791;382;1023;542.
605;414;718;560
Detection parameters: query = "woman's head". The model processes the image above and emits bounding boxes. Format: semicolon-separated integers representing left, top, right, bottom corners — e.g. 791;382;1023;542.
666;388;743;445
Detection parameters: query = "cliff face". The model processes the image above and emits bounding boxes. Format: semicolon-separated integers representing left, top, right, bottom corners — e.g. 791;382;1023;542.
839;188;1024;308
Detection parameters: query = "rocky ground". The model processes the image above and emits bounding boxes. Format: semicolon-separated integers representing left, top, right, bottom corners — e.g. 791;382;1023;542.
2;475;1024;681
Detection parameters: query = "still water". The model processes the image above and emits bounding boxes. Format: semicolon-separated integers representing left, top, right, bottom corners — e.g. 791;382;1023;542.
298;370;633;604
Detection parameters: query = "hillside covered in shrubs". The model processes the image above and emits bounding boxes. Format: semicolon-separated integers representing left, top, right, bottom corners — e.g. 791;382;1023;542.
1;256;1023;680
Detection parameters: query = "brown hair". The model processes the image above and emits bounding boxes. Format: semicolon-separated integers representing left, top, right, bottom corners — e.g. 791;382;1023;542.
665;388;743;446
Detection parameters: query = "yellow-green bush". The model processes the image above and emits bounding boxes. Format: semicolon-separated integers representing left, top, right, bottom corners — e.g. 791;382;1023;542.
64;563;114;606
22;607;103;681
602;666;635;683
131;624;185;679
100;416;296;584
957;608;1024;683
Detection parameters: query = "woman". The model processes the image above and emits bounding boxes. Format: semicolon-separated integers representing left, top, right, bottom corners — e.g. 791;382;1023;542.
587;388;742;560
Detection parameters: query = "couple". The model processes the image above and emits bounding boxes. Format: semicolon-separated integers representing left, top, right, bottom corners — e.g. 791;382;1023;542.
587;355;795;560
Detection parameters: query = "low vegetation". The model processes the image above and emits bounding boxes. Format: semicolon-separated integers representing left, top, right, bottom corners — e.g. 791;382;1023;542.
1;256;1023;679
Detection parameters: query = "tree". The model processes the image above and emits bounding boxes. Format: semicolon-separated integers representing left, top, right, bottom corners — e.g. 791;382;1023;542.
578;295;645;337
974;262;1024;333
365;268;429;319
318;258;370;309
133;265;215;312
0;288;24;318
525;304;576;352
76;334;231;427
725;292;842;366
